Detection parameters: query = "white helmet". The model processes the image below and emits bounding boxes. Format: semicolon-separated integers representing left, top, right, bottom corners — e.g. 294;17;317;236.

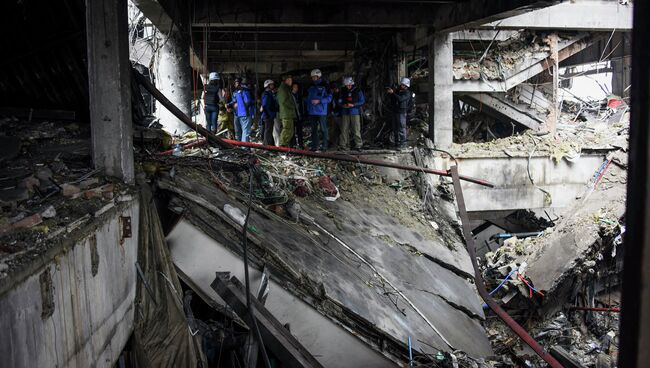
310;69;322;78
400;77;411;88
343;77;354;86
208;72;220;81
263;79;275;88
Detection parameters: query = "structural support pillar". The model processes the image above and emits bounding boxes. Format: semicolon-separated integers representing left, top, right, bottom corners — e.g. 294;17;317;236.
619;2;650;367
612;56;632;99
155;31;192;134
428;32;453;149
86;0;134;183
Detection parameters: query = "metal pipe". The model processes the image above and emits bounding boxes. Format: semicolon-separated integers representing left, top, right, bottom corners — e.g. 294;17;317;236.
450;165;563;368
159;138;495;188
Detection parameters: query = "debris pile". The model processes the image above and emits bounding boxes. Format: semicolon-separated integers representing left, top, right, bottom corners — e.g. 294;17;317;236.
0;116;128;279
453;94;629;155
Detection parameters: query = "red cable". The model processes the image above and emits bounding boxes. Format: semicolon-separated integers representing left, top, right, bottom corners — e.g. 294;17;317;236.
157;138;496;188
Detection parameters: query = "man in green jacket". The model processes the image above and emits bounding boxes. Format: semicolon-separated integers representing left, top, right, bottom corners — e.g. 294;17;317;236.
277;74;297;147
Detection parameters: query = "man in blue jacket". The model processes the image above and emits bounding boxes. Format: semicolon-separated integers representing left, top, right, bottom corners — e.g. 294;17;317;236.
338;77;365;151
228;77;255;142
307;69;332;151
260;79;278;145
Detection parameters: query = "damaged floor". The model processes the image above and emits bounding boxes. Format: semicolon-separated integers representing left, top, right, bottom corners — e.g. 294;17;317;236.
152;150;493;365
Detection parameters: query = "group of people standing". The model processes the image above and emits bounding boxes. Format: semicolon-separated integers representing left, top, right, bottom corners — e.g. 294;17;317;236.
203;69;412;151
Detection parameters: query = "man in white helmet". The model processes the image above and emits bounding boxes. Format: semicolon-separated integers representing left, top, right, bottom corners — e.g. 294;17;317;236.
306;69;332;151
203;72;221;132
386;77;413;149
260;79;278;145
338;77;365;151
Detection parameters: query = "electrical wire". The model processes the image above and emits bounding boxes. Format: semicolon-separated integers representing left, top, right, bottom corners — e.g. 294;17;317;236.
242;161;272;368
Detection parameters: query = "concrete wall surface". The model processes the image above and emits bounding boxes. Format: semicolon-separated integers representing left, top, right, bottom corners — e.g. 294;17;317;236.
0;200;140;368
167;220;397;368
433;153;607;213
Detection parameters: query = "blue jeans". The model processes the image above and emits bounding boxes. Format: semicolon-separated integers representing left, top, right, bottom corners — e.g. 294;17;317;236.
392;112;407;147
236;115;252;142
204;105;218;132
309;115;328;150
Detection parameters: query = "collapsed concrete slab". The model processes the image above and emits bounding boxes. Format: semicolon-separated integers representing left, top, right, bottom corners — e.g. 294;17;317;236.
158;156;493;366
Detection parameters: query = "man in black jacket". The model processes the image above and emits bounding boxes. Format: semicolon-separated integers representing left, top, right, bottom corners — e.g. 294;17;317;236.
203;72;221;132
386;77;413;149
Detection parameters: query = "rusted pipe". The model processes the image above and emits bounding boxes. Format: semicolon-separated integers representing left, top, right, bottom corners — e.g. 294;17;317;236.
450;166;563;368
132;68;233;149
159;138;495;188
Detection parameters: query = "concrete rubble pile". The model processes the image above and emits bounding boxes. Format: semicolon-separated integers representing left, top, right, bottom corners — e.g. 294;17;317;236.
464;106;629;366
0;116;130;280
454;94;629;152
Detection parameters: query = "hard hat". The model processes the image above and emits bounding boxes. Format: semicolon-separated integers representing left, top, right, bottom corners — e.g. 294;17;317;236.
208;72;220;81
310;69;322;78
343;77;354;86
264;79;275;88
400;77;411;88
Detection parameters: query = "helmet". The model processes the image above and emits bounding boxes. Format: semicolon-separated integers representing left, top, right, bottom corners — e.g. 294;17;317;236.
400;77;411;88
264;79;274;88
208;72;220;81
343;77;354;86
310;69;322;78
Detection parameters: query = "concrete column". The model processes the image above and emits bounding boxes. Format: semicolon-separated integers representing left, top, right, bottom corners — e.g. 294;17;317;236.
428;32;453;149
396;33;407;79
611;56;631;99
155;31;191;134
86;0;134;183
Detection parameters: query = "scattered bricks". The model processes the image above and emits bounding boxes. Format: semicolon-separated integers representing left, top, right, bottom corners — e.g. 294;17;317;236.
41;205;56;219
12;213;43;230
100;183;115;193
82;188;102;199
79;178;99;190
19;176;41;192
61;183;80;197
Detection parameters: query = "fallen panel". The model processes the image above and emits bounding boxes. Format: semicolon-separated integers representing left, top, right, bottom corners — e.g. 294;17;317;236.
161;167;492;365
460;92;544;131
211;274;324;368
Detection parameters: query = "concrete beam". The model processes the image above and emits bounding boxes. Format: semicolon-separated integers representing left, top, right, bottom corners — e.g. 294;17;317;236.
86;0;134;183
193;0;553;29
459;93;544;131
481;0;633;31
452;30;519;42
432;0;557;33
429;32;453;148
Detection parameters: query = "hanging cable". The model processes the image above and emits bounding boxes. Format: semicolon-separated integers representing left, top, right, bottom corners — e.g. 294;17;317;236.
242;159;272;368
